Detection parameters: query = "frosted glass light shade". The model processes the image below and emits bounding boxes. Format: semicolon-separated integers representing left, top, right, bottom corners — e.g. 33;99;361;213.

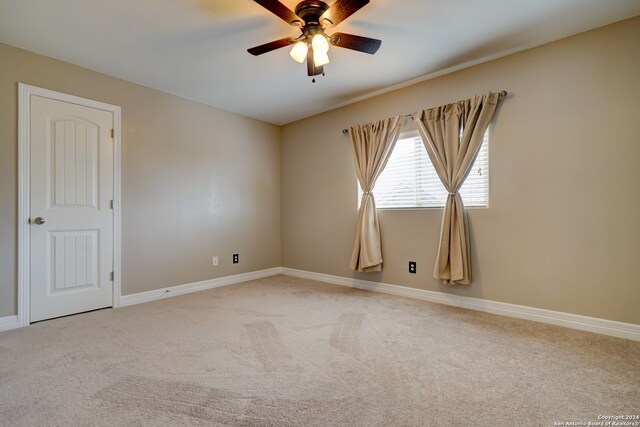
313;50;330;66
311;34;329;53
289;41;308;63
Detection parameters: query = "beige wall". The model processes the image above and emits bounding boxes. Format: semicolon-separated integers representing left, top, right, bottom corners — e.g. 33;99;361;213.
2;17;639;325
281;17;640;324
0;43;281;317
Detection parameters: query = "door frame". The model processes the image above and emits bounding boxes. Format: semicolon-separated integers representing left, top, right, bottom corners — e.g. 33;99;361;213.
17;83;122;327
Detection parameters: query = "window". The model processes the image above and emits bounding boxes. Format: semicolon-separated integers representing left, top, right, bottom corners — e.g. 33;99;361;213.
358;130;489;208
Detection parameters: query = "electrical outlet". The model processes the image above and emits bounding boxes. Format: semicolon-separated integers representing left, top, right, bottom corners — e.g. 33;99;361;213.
409;261;417;274
212;256;218;266
233;253;239;264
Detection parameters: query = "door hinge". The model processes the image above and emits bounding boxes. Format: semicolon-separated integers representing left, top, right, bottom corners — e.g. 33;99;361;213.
109;200;114;209
110;271;114;281
110;128;114;138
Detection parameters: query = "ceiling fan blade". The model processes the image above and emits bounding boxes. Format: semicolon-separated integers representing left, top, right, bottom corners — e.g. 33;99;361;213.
307;49;323;76
247;37;297;56
253;0;302;25
321;0;369;27
329;32;381;54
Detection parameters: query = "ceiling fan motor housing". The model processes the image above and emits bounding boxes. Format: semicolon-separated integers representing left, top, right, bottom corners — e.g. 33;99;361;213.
295;0;330;25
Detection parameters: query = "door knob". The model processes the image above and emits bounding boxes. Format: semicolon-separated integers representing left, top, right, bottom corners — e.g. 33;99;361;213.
33;217;46;225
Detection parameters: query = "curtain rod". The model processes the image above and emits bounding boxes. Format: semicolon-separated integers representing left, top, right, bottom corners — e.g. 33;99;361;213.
341;90;508;135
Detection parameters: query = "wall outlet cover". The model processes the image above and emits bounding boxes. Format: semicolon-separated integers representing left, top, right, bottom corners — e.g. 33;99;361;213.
409;261;416;274
233;253;239;264
212;256;218;266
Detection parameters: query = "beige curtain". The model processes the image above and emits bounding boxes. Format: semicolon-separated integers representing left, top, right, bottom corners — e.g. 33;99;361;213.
349;116;403;272
413;92;499;284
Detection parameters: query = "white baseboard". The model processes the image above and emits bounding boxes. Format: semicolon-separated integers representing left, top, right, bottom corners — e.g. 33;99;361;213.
119;267;283;307
280;268;640;342
0;315;20;332
5;265;638;342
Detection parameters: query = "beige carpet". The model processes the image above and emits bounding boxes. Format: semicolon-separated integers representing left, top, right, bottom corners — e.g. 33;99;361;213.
1;275;638;426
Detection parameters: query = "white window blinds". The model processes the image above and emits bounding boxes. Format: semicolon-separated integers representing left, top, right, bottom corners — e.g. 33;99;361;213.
359;130;489;208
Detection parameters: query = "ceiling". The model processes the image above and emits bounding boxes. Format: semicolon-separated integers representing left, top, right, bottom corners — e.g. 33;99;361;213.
1;0;639;125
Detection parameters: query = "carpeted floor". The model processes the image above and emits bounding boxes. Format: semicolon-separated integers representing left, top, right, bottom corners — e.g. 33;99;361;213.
1;275;638;426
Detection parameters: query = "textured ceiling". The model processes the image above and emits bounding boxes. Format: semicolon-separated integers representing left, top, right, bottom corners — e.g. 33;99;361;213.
1;0;639;124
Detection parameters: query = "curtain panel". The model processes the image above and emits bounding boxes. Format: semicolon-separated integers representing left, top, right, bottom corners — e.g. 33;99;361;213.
413;92;500;284
349;116;403;272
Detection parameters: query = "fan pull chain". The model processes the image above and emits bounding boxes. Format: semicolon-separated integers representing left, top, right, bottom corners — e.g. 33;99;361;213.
312;71;326;83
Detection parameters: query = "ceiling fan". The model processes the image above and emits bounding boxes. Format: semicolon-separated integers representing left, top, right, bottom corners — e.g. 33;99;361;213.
248;0;381;82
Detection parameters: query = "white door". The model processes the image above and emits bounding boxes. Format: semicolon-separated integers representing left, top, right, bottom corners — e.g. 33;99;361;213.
30;95;114;322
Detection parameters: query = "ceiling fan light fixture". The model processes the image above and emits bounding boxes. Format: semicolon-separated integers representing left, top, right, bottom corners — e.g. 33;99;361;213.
289;40;308;63
313;49;330;66
311;33;329;53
